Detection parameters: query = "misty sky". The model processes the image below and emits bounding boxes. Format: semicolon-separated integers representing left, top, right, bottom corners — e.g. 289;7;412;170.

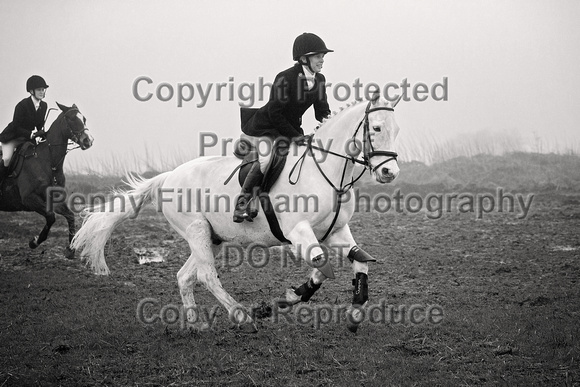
1;0;579;172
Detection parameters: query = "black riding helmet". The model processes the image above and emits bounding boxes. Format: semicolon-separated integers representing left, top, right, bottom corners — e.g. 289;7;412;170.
26;75;49;92
292;33;333;71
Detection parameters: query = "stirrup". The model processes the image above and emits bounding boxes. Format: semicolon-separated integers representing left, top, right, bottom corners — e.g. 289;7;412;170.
233;210;253;223
233;196;254;223
233;206;258;223
233;205;251;223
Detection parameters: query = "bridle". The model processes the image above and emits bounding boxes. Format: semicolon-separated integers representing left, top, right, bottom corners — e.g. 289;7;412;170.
45;107;89;148
361;104;399;173
291;100;399;190
61;108;89;147
42;107;90;183
289;99;399;241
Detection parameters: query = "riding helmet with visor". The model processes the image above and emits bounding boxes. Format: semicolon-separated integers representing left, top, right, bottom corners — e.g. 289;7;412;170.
292;33;333;61
26;75;49;92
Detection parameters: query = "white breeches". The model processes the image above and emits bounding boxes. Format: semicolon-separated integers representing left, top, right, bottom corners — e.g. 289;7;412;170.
257;140;272;173
240;134;275;174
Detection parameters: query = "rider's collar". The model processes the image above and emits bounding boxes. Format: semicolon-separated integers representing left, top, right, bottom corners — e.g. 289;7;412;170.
302;66;316;90
302;65;316;79
30;95;41;110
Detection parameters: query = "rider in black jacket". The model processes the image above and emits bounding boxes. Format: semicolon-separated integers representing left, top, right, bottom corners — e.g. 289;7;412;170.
0;75;49;184
234;33;333;222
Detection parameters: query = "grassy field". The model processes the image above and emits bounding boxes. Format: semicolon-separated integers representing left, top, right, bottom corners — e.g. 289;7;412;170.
1;153;579;386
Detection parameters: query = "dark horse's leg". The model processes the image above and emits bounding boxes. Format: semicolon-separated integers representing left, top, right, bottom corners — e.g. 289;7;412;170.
54;203;76;259
21;193;56;249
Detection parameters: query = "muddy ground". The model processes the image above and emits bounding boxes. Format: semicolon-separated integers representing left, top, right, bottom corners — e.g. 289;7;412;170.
1;188;579;386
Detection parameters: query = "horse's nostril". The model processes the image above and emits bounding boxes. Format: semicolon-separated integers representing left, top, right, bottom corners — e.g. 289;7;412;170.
381;167;391;177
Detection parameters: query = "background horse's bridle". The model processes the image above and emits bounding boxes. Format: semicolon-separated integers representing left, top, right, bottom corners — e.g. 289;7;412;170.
45;107;89;148
63;108;89;147
43;108;89;183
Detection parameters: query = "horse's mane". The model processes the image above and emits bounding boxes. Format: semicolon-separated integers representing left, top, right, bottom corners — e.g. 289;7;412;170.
315;99;364;131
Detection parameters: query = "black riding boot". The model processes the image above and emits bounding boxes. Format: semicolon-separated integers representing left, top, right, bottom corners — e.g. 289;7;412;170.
233;162;264;223
0;160;8;187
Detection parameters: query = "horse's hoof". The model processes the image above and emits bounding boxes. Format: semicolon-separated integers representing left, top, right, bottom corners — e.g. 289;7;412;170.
29;237;39;249
64;247;75;260
347;321;359;333
188;321;211;332
346;303;367;333
237;321;258;333
276;289;301;308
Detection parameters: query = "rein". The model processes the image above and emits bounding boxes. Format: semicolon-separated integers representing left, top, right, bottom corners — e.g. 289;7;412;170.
289;101;398;241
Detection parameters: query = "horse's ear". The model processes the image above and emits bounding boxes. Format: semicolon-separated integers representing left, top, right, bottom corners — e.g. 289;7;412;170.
392;95;403;108
370;90;381;105
72;104;78;109
56;102;70;111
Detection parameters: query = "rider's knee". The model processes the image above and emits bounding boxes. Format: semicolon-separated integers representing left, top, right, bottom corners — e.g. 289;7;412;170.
258;153;270;174
1;143;14;164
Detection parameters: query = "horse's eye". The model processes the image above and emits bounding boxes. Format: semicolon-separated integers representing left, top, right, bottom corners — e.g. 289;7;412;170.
372;126;381;132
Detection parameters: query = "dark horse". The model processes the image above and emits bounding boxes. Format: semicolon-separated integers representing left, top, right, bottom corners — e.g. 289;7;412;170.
0;103;93;258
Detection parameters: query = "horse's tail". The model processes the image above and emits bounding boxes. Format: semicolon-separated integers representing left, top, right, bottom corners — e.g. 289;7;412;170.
71;172;171;275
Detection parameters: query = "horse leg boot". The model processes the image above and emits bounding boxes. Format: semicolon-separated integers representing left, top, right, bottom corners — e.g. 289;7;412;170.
233;161;264;223
293;277;321;302
347;272;369;333
278;222;334;306
351;272;369;306
278;276;322;308
285;252;334;304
